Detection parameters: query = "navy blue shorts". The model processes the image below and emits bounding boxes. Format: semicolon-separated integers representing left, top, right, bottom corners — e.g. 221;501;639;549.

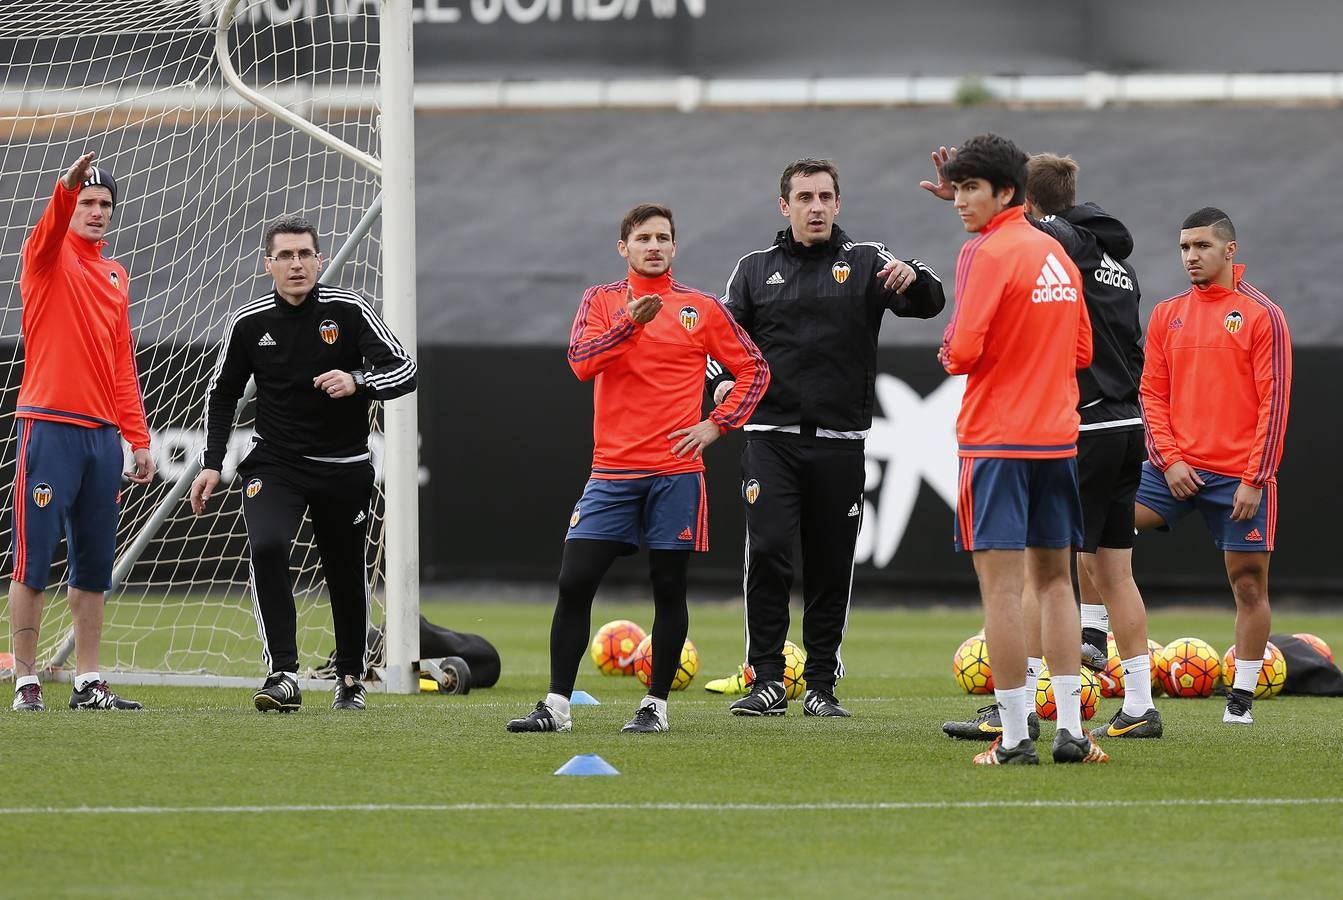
954;457;1083;552
9;419;123;592
1134;461;1276;552
566;473;708;552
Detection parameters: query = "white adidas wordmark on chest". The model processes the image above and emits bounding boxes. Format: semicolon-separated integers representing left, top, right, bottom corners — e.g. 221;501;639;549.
1032;253;1078;303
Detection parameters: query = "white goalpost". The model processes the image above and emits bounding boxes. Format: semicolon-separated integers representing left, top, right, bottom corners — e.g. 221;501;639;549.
0;0;420;692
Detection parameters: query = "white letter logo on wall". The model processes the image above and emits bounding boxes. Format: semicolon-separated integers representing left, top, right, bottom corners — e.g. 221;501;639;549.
855;374;965;568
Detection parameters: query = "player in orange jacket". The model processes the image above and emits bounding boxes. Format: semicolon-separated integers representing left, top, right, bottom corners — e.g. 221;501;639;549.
938;134;1106;766
506;203;768;735
9;152;156;712
1137;207;1291;726
928;148;1162;743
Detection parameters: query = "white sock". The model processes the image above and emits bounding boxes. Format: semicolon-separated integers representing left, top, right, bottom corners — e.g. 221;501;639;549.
1026;657;1044;699
1120;654;1154;716
641;695;668;721
275;671;299;685
1232;659;1263;695
1080;604;1110;633
545;692;571;718
1052;674;1083;738
74;671;101;691
994;685;1032;749
15;674;39;690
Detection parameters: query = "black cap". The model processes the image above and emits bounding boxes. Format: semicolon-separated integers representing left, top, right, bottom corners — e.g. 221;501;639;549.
81;166;118;209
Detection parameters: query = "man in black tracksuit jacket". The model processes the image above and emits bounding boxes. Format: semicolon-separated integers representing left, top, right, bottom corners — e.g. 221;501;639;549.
188;216;417;713
710;158;945;718
1023;158;1165;740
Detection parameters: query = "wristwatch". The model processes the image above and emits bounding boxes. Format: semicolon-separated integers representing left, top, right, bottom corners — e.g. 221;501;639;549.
351;370;368;391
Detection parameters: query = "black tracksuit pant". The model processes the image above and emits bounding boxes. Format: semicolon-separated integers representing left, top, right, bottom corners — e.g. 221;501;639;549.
741;435;865;692
238;444;375;679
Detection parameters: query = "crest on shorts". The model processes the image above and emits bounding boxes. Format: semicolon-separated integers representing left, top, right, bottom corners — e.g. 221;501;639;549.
569;505;581;527
319;319;340;345
831;261;851;284
678;306;700;332
108;271;120;289
32;483;53;508
743;479;761;505
245;478;263;498
1224;310;1244;334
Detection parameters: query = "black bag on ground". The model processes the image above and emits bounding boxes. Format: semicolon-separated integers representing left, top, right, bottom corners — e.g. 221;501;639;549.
1270;633;1343;696
319;615;502;688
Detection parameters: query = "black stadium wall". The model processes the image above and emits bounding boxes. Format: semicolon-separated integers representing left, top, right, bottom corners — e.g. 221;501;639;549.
423;345;1340;597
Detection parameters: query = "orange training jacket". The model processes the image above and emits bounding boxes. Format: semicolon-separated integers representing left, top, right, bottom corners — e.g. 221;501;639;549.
568;269;768;478
941;205;1092;459
1141;264;1290;486
17;179;150;449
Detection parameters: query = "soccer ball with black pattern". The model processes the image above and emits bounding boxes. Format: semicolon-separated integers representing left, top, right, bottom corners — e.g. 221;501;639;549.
1223;641;1288;699
590;619;646;676
1158;637;1222;698
782;639;807;700
632;634;699;691
1034;665;1100;721
952;634;994;695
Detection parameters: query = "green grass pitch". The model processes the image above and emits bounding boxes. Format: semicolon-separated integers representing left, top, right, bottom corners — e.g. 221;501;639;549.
3;600;1342;898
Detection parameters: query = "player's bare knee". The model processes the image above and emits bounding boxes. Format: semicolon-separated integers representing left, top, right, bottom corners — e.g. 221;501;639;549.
1226;564;1269;609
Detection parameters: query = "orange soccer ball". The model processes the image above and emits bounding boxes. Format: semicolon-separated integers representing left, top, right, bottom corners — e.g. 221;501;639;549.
1294;632;1334;664
1223;641;1288;699
1158;637;1222;698
1035;665;1100;721
632;634;699;691
590;619;646;676
952;634;994;695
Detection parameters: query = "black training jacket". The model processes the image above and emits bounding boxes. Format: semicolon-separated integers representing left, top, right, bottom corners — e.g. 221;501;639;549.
1033;203;1144;431
201;283;417;469
709;225;944;434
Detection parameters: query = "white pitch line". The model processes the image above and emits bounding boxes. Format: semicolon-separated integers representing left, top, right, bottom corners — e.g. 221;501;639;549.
3;798;1340;816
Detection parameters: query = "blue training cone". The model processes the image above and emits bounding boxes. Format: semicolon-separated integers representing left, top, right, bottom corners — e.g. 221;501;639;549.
554;754;620;776
570;690;600;705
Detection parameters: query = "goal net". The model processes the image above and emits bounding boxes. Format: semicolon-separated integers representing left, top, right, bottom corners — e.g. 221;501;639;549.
0;0;393;684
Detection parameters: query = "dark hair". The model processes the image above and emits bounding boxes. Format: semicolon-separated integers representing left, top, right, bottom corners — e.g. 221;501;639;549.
1181;207;1235;241
780;158;840;200
942;134;1028;207
264;215;321;254
620;203;675;242
1026;153;1078;216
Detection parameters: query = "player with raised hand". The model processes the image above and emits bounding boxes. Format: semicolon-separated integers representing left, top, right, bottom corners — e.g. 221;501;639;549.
928;147;1163;742
506;203;768;735
1137;207;1291;726
9;151;155;712
935;134;1106;765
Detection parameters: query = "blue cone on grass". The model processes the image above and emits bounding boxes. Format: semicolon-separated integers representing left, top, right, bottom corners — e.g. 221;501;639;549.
554;754;620;776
